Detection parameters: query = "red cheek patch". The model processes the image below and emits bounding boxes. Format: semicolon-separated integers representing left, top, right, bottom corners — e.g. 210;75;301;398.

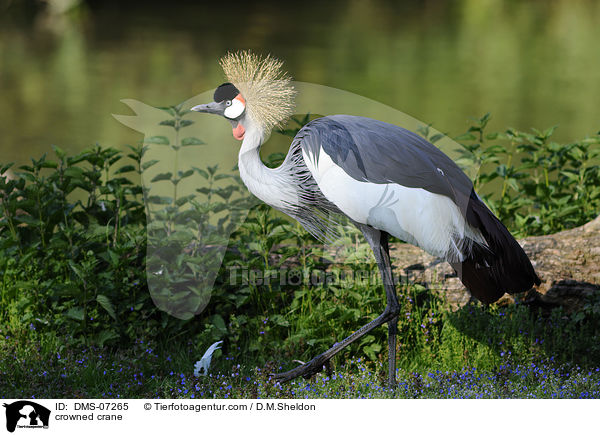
232;123;245;140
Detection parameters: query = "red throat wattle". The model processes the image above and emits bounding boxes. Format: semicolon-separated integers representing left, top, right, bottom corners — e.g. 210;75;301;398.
232;123;245;140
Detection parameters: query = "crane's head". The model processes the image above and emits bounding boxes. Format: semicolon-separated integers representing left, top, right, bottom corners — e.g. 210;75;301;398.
191;51;296;141
192;82;248;140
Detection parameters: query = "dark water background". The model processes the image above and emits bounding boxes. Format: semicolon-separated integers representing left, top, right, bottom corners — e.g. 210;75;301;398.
1;0;599;165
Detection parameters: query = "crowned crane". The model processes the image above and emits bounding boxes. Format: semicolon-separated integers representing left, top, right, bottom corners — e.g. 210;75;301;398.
191;51;540;387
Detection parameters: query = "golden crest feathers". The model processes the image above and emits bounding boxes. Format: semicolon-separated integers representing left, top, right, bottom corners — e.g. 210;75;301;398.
219;51;296;131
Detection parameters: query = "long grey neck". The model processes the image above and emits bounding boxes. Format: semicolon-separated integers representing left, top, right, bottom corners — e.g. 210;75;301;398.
238;126;298;210
237;121;343;243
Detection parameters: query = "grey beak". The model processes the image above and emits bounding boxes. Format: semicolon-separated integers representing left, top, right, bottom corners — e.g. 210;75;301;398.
191;101;225;115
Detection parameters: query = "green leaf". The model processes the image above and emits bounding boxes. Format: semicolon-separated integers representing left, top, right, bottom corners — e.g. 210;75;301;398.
177;169;194;179
561;171;580;182
213;173;233;181
505;178;519;191
543;125;558;138
66;307;84;321
429;133;445;144
157;106;176;116
52;145;66;159
14;215;40;226
95;330;119;347
147;195;172;204
114;165;136;174
193;167;209;179
181;137;205;146
39;160;58;169
211;314;227;334
455;133;477;141
97;294;117;320
175;194;196;206
1;162;14;174
141;159;159;171
271;314;289;327
151;172;173;182
159;120;176;127
145;136;170;145
68;261;84;281
64;167;85;178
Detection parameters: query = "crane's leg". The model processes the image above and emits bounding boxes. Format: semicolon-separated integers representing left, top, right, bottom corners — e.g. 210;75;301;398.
274;225;400;388
373;229;400;388
362;225;400;387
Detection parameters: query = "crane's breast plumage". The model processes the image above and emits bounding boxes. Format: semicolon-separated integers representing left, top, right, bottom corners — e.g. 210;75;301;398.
295;115;485;261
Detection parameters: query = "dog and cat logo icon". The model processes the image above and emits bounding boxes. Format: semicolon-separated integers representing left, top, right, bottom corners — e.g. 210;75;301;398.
2;401;50;432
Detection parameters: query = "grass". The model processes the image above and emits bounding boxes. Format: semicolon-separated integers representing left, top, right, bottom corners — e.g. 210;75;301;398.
2;297;600;399
3;330;600;399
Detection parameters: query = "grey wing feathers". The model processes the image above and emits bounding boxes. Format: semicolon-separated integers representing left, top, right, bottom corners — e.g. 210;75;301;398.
297;115;474;215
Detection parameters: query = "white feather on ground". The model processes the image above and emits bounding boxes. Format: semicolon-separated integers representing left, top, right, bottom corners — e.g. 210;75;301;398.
193;340;223;377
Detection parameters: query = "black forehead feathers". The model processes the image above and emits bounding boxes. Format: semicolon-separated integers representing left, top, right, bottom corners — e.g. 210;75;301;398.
213;83;240;102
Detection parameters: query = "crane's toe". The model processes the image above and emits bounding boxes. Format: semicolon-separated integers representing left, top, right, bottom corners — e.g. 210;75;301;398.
273;356;328;383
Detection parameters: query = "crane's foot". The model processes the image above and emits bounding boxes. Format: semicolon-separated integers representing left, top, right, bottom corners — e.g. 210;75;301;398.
273;355;330;383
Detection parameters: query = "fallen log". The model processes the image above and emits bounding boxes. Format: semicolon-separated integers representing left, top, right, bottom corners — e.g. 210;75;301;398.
389;215;600;313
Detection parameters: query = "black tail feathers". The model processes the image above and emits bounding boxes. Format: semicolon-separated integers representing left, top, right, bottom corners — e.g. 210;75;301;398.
452;192;541;304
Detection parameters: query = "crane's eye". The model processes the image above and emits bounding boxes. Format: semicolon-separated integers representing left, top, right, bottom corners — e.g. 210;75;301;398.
224;97;245;119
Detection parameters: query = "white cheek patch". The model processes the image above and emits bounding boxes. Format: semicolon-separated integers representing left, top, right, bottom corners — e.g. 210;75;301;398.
224;98;245;119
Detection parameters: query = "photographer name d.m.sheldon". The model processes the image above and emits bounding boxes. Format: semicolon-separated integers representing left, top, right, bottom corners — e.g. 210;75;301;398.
255;402;315;412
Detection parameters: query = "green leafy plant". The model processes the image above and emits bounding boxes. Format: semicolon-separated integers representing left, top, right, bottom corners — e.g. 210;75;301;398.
454;114;600;236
